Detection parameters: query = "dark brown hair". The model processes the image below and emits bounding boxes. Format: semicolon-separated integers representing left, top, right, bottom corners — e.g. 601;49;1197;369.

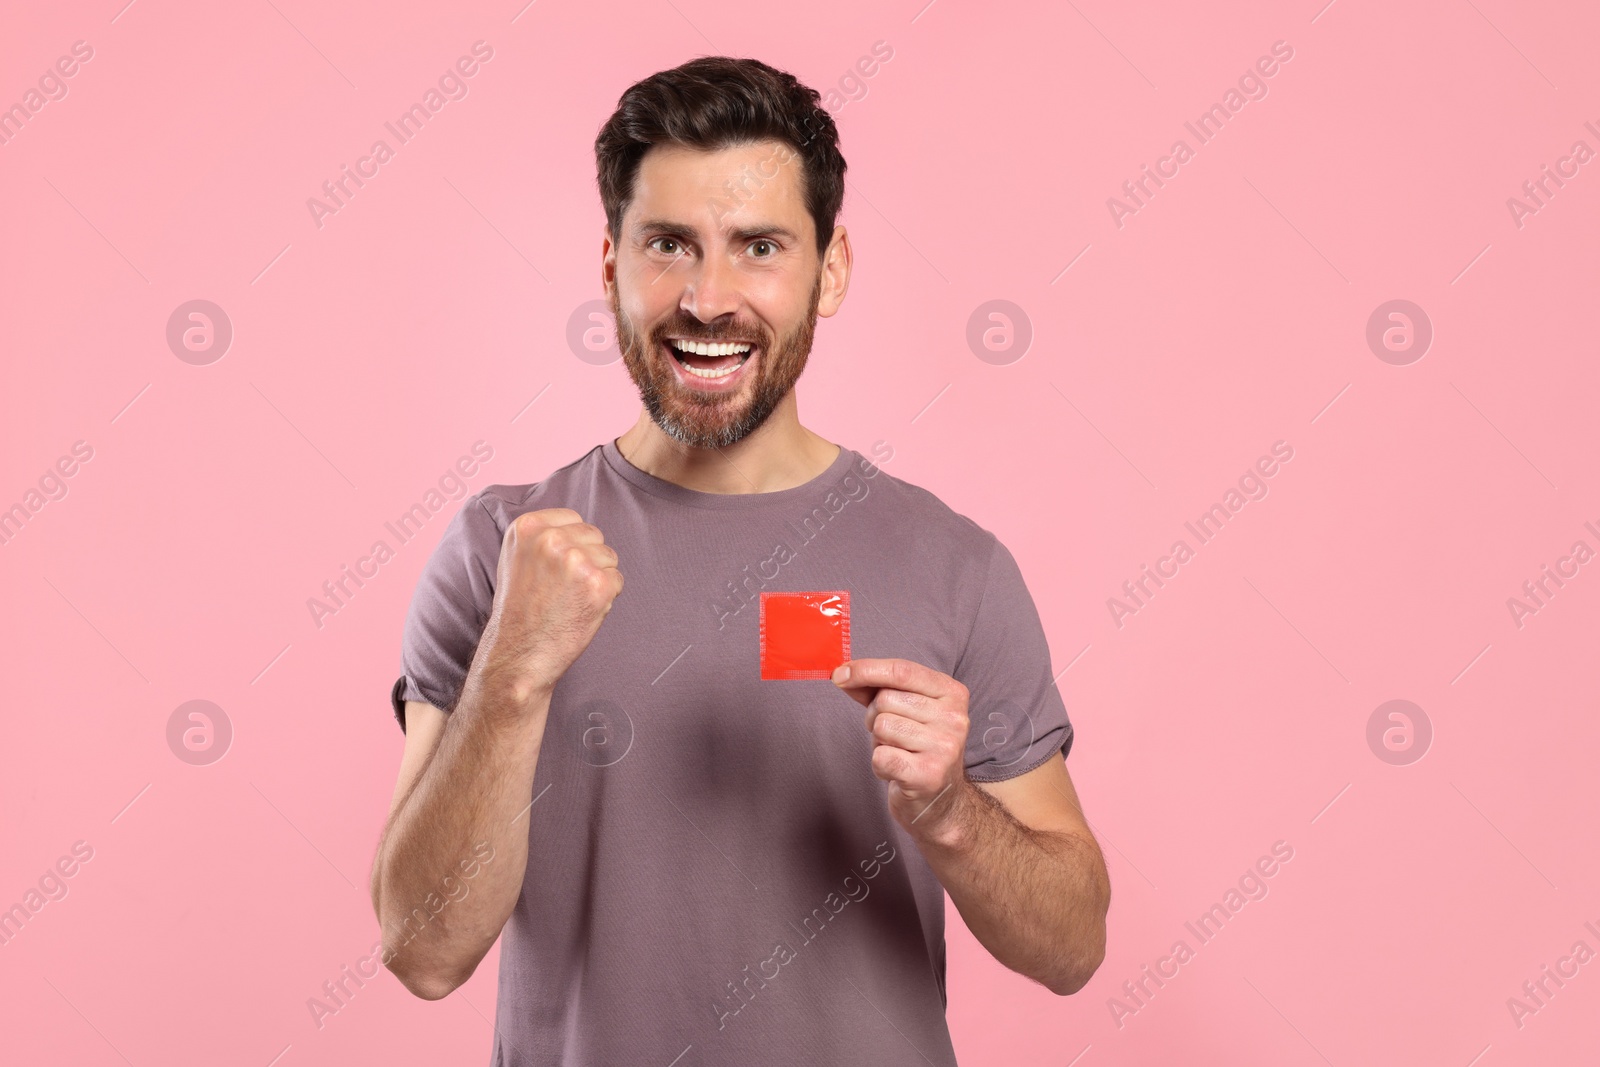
594;56;846;257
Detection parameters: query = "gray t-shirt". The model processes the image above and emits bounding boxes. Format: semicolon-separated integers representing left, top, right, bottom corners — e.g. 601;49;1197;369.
390;439;1073;1066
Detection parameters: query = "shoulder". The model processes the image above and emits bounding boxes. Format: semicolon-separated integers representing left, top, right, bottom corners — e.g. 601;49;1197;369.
458;444;608;535
850;453;1001;561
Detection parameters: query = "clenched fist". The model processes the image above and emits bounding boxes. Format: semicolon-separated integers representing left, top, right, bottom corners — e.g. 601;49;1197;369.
474;508;623;707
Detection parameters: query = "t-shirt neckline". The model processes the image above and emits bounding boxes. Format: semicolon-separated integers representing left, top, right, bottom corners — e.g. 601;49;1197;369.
600;437;856;510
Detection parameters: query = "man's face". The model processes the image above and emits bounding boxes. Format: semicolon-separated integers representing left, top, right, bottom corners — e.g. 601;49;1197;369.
604;140;830;449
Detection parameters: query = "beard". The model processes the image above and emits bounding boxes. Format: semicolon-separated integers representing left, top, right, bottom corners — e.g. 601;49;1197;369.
609;270;822;449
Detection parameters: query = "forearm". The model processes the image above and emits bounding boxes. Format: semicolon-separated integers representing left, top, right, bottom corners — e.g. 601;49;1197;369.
373;670;550;999
914;779;1109;994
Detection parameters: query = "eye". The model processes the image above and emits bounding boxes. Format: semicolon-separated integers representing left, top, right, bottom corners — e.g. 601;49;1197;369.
648;236;685;256
748;239;777;258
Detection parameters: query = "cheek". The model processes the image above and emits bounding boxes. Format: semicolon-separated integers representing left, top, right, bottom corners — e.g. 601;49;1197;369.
622;260;671;301
745;290;806;342
618;297;669;342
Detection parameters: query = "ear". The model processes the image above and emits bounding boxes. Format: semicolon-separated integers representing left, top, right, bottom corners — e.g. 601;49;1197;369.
601;226;617;296
817;226;852;318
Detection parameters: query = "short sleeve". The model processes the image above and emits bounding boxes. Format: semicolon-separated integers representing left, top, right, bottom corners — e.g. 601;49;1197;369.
390;491;503;732
954;536;1074;782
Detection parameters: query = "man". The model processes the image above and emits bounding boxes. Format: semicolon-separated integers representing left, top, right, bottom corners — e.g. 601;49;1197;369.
371;56;1109;1066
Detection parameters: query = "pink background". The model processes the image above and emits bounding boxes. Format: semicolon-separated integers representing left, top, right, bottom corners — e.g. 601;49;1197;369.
3;0;1597;1063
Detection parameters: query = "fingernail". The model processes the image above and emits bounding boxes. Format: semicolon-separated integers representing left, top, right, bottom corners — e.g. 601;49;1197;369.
832;664;850;684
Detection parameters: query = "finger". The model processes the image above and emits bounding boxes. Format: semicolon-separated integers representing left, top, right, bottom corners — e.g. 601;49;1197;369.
571;542;619;569
838;683;877;709
507;512;597;550
833;658;956;702
552;522;608;547
867;710;937;753
531;507;586;528
869;743;912;784
862;687;937;732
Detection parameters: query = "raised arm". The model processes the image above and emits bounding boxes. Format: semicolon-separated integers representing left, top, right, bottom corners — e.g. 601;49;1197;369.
369;508;623;999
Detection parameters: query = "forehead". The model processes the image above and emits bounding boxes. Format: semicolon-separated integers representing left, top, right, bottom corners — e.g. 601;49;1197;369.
626;139;811;239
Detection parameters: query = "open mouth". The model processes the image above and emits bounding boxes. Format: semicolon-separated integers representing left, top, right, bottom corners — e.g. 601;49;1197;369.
662;337;758;387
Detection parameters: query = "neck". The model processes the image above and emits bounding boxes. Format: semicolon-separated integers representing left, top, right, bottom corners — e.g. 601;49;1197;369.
614;395;840;494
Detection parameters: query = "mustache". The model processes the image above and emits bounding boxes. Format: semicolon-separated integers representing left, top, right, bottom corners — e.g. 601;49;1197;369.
651;323;766;346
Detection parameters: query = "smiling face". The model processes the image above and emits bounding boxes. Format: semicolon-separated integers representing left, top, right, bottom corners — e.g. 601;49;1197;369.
604;139;843;449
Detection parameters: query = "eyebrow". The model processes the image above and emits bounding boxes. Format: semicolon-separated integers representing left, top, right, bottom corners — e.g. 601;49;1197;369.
632;218;801;245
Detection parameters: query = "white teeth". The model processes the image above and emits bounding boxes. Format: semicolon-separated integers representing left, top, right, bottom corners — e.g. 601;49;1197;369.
670;338;752;357
683;362;741;379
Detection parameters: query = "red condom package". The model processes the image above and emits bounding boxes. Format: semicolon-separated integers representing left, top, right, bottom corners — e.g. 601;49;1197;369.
759;590;851;680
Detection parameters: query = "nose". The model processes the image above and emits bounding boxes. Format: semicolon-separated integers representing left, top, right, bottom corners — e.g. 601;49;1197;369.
679;247;741;326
